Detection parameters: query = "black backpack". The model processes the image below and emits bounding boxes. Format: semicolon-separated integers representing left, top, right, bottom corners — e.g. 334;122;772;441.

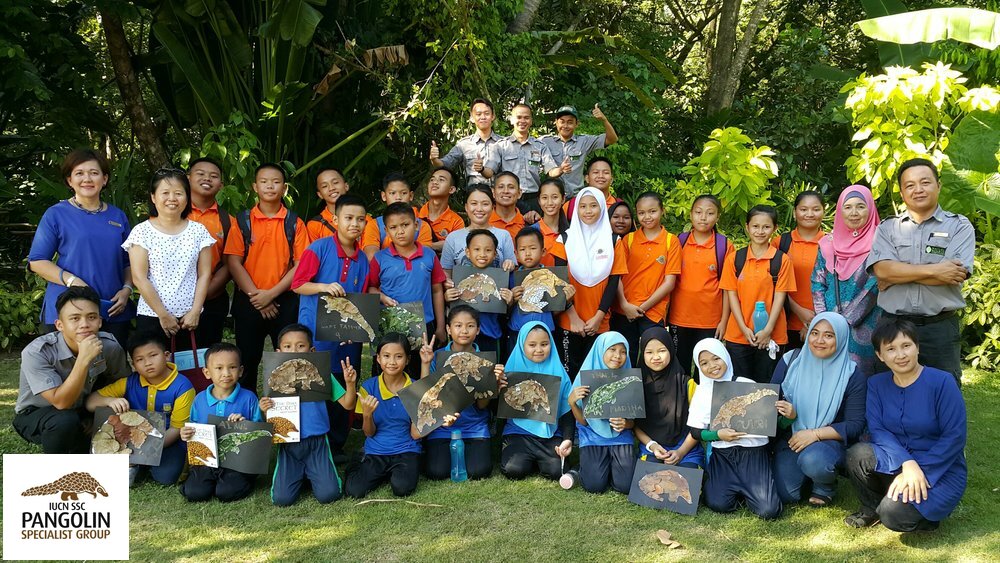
734;246;785;288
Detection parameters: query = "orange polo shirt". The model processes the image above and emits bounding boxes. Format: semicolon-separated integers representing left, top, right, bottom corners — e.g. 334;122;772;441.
669;233;734;329
307;207;337;241
613;228;682;323
536;220;561;253
550;242;628;334
361;207;433;250
490;209;526;243
418;203;466;242
223;205;310;290
719;245;796;345
770;231;824;331
188;203;235;272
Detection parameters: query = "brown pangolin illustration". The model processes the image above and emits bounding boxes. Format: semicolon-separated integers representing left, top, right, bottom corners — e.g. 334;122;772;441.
22;472;109;501
711;388;779;428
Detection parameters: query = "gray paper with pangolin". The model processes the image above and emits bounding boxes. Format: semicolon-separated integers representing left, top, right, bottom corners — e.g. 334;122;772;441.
379;301;425;350
262;352;333;403
580;368;645;419
513;266;570;313
628;459;703;515
208;416;274;475
397;371;475;437
452;265;509;313
315;293;380;343
497;372;562;424
435;350;497;399
91;408;166;466
708;381;780;437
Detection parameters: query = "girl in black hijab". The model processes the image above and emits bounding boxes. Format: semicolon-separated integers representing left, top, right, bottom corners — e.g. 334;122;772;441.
634;326;704;467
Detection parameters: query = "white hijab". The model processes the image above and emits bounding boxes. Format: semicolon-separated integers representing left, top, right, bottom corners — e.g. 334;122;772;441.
687;338;767;449
565;186;614;287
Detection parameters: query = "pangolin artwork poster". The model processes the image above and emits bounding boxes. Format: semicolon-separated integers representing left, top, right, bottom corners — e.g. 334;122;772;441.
434;350;498;399
627;459;703;515
262;352;333;403
580;368;645;420
513;266;570;313
397;370;475;437
315;292;380;344
91;408;166;466
208;416;274;475
266;397;301;444
184;422;219;469
452;265;509;313
497;372;562;424
379;301;426;350
709;381;780;437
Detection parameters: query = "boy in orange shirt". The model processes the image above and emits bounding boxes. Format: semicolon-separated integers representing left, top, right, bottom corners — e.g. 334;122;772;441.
490;172;527;242
612;192;681;365
224;163;310;392
720;205;796;383
417;167;466;252
362;172;433;259
307;168;352;241
187;157;235;347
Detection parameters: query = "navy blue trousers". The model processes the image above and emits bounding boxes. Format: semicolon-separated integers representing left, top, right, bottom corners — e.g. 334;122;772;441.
704;445;782;519
271;435;342;506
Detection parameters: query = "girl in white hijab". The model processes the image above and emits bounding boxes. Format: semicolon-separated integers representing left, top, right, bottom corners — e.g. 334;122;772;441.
688;338;782;519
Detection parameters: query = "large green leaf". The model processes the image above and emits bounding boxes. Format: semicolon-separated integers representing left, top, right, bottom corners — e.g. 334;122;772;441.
858;8;1000;50
151;22;228;126
859;0;934;68
279;0;323;47
940;110;1000;216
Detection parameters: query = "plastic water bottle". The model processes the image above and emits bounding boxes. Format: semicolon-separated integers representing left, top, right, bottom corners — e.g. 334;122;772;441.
450;430;468;482
752;301;769;333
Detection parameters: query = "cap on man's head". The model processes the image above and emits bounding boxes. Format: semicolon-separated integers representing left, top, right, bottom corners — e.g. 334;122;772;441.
555;106;578;119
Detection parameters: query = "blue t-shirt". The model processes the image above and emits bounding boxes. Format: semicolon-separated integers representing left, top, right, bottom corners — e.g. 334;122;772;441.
28;201;135;324
189;384;262;423
507;270;555;332
299;377;347;439
369;244;445;324
577;422;634;448
358;375;421;455
427;342;490;440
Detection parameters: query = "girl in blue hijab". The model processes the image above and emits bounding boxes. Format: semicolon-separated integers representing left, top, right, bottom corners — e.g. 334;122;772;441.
499;321;575;480
568;332;637;494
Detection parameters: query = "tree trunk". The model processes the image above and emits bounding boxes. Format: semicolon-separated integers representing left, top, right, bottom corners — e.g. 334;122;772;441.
705;0;769;113
508;0;543;33
100;9;170;167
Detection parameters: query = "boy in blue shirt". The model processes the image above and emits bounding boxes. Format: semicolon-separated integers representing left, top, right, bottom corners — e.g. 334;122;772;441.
259;324;358;506
87;332;195;486
179;342;262;502
444;229;513;352
361;173;434;259
292;194;369;462
508;227;574;357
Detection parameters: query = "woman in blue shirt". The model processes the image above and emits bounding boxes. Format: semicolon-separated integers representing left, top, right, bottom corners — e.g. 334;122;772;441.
28;149;134;345
844;318;967;532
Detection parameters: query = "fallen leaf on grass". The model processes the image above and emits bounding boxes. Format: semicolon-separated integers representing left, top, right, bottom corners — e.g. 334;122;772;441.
354;498;444;508
656;529;683;549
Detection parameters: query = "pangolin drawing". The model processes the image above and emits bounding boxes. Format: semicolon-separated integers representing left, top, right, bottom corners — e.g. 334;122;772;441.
268;358;324;394
91;411;162;455
583;375;641;418
22;472;109;501
443;352;493;386
518;269;569;313
187;440;216;466
638;470;693;503
457;273;502;303
711;388;779;428
321;295;376;341
504;379;551;414
270;417;299;443
416;373;457;433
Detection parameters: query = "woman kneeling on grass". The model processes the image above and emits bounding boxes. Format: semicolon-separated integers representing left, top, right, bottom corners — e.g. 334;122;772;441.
844;319;967;532
499;321;574;480
770;312;866;507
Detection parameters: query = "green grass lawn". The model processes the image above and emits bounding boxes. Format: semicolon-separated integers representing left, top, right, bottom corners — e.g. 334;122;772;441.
1;355;998;562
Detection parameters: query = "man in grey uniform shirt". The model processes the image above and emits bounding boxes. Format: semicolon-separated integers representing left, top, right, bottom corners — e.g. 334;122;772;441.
429;98;501;188
539;104;619;198
866;158;974;383
483;103;564;215
13;286;129;453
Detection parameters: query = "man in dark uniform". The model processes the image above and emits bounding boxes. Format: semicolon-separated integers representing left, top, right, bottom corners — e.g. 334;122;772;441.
13;286;129;453
866;158;975;383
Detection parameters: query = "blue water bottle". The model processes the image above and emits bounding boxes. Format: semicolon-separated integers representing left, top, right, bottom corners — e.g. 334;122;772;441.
752;301;769;333
450;430;468;482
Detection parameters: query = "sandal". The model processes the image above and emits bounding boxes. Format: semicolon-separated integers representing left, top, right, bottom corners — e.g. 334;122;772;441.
844;510;880;528
808;494;832;507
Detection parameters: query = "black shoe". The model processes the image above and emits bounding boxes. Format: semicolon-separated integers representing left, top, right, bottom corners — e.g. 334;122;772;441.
844;509;880;528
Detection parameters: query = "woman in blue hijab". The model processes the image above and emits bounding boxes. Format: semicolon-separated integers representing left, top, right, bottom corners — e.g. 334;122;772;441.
499;321;575;480
568;332;637;494
771;311;867;506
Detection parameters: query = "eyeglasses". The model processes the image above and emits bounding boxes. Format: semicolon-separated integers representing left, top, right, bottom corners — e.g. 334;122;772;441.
153;167;186;177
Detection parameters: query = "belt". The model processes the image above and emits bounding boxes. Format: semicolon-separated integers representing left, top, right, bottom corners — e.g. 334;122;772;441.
883;310;956;326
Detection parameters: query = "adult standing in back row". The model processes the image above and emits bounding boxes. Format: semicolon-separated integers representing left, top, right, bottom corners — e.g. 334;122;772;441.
866;158;974;383
483;103;563;216
429;98;501;188
539;104;619;198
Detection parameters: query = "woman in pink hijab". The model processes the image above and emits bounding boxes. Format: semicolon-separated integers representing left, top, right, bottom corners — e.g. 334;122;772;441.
811;186;882;375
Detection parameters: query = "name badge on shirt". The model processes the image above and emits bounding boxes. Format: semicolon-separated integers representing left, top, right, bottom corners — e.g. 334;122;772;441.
108;220;122;228
529;151;542;164
926;245;947;256
932;232;950;238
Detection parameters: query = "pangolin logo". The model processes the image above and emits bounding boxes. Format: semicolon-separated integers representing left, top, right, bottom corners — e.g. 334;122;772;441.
21;472;109;501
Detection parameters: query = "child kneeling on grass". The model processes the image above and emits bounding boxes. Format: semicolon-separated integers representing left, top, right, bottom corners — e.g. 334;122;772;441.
568;332;637;494
180;342;262;502
260;324;358;506
87;332;195;487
